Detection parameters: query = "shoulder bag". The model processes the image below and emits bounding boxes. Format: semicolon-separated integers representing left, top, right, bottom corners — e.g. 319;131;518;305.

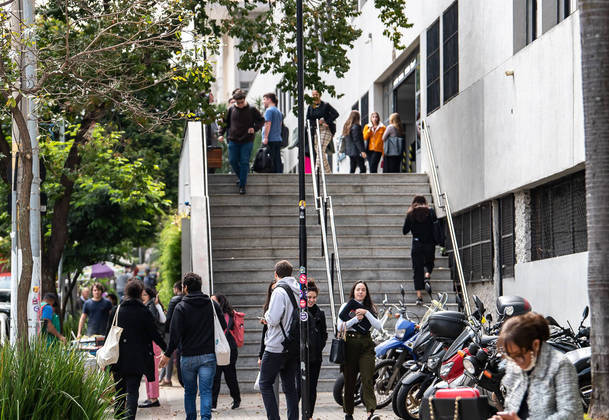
329;326;346;365
96;305;122;369
383;135;404;156
212;301;231;366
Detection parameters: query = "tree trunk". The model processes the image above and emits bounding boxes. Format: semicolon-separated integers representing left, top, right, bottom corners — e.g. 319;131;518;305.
11;105;33;341
41;109;103;297
580;1;609;418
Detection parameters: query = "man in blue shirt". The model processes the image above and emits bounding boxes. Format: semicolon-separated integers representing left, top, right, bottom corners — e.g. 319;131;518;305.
77;282;113;338
262;93;284;173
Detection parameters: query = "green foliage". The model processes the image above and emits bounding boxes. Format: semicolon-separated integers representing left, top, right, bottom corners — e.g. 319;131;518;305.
0;179;9;268
62;313;81;339
157;218;181;305
0;337;117;419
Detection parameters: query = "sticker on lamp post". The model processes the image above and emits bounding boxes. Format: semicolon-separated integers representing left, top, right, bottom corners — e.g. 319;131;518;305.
300;299;306;308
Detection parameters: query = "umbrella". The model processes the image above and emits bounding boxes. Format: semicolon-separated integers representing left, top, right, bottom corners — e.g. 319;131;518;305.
90;263;114;279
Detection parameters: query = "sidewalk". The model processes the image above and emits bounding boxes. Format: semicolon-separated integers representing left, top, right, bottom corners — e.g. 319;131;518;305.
137;383;396;419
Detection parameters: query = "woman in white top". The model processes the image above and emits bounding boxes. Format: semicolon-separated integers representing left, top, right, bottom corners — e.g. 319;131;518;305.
337;281;382;420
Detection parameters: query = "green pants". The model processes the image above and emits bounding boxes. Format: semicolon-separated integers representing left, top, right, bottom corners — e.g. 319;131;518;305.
342;332;376;414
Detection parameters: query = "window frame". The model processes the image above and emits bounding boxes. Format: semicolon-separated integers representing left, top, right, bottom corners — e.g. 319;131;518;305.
442;1;459;103
426;19;441;114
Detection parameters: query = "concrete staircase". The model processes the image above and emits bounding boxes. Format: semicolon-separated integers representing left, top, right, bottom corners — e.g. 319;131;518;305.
208;173;455;393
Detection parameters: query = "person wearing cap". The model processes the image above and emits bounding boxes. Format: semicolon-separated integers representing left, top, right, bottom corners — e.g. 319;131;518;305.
218;89;265;194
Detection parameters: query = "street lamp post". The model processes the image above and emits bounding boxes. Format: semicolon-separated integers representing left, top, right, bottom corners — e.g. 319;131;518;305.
296;0;310;418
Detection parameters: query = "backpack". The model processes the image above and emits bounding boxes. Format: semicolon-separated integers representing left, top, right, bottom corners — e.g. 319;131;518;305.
276;284;300;360
281;122;290;149
252;146;274;173
231;311;245;347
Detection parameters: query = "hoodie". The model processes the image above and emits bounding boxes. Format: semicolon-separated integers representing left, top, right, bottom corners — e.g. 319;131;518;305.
263;276;301;353
165;291;227;357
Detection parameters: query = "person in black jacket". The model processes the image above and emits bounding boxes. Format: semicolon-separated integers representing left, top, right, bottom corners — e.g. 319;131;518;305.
307;90;339;173
160;281;183;387
211;294;241;410
160;273;227;420
305;280;327;420
106;279;167;420
402;195;438;305
139;287;166;408
342;110;367;173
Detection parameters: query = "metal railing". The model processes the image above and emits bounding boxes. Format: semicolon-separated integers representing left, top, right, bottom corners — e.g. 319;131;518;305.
202;124;214;294
420;120;472;317
307;121;345;333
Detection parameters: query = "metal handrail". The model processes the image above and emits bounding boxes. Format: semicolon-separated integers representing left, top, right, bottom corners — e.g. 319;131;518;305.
420;120;472;317
202;125;214;294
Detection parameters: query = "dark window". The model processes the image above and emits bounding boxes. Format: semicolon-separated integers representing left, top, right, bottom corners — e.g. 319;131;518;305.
426;19;440;114
352;101;359;111
360;92;369;125
558;0;570;21
499;195;515;277
531;171;587;260
443;2;459;102
445;202;493;283
526;0;537;45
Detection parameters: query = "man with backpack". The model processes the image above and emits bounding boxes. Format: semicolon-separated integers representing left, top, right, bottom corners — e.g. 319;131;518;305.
218;89;265;195
259;260;301;420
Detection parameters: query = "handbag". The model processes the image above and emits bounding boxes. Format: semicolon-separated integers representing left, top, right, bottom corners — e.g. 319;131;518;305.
212;301;231;366
254;371;261;391
329;327;346;365
424;394;490;420
383;135;404;156
96;305;122;369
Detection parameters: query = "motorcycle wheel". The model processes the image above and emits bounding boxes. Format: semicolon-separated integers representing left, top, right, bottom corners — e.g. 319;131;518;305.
332;374;362;407
373;359;401;409
395;376;426;420
392;382;403;417
580;375;591;412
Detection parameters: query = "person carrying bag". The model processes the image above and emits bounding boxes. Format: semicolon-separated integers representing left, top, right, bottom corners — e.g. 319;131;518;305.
382;112;405;173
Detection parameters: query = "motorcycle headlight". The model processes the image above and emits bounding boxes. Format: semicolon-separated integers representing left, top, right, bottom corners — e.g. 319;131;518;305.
395;328;406;339
463;357;477;375
427;357;439;370
439;361;454;379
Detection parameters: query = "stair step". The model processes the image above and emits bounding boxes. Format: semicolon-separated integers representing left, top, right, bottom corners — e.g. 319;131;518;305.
208;173;430;184
210;183;431;194
213;245;419;258
210;225;409;238
211;234;412;248
209;193;431;206
211;214;408;226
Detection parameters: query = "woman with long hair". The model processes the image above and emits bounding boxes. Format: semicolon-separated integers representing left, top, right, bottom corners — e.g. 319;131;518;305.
402;195;437;305
491;312;582;420
337;281;382;420
211;294;241;410
343;110;367;173
363;111;386;173
306;280;327;420
139;287;166;408
382;112;405;173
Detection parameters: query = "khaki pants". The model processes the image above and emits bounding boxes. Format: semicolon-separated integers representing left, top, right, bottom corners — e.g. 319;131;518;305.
342;332;376;415
314;124;333;174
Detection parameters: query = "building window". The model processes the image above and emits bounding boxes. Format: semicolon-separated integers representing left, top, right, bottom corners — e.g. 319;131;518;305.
426;19;440;114
526;0;537;45
443;1;459;103
499;195;515;277
446;202;493;283
360;92;369;125
352;101;359;111
531;171;587;261
558;0;570;22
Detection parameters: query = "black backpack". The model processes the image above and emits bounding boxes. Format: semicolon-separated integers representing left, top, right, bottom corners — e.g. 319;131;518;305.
276;284;300;360
281;122;290;149
252;146;274;173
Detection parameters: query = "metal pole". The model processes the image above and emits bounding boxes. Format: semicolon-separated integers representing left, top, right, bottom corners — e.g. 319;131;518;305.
202;124;214;295
296;0;310;416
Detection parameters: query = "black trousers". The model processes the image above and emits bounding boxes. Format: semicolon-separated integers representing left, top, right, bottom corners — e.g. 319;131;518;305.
308;359;322;416
412;241;436;290
349;155;366;173
268;141;283;173
368;151;382;173
384;155;401;173
113;372;142;420
212;348;241;407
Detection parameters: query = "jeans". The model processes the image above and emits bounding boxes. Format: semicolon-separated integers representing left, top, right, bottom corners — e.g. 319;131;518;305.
228;141;254;187
113;372;141;420
259;351;300;420
212;347;241;407
181;353;217;420
268;141;283;173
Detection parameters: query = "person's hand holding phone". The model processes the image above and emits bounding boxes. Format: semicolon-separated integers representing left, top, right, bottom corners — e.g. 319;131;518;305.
489;412;520;420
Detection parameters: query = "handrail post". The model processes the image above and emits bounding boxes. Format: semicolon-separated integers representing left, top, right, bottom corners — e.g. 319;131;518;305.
202;124;214;295
420;120;472;318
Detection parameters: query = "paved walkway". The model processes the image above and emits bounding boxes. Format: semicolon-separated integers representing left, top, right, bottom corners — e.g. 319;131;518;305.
137;384;396;419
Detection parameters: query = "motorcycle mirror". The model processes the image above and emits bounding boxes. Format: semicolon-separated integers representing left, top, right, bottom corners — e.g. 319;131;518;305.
545;316;560;327
473;295;485;314
582;306;589;322
486;313;493;323
400;285;405;298
425;281;433;297
383;294;388;305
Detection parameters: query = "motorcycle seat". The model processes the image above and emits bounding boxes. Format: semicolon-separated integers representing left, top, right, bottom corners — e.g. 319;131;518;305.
480;335;497;346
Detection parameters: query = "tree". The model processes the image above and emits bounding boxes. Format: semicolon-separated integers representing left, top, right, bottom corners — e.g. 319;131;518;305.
580;0;609;418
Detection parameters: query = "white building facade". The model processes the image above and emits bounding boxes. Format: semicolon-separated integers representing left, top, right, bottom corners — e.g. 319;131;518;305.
245;0;587;325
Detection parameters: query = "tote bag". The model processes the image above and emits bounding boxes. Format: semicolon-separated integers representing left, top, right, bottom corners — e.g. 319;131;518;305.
212;301;231;366
96;305;122;369
329;327;346;365
383;135;404;156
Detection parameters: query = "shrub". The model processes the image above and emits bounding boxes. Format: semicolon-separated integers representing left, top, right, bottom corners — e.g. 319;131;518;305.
0;338;116;419
157;217;181;305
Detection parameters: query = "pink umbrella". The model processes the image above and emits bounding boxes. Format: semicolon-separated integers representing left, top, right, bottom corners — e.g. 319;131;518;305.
90;263;114;279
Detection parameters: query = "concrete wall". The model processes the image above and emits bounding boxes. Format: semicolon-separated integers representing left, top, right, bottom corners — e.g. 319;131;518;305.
505;252;589;326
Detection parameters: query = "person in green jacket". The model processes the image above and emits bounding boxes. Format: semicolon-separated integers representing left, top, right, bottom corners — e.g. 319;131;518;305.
40;293;65;345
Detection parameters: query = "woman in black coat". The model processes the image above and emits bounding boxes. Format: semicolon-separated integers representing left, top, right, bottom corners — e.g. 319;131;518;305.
402;195;438;305
306;280;328;420
106;279;166;420
342;110;367;173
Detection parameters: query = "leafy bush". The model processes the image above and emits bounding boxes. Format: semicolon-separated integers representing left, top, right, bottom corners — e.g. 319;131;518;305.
0;338;116;419
157;217;181;305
